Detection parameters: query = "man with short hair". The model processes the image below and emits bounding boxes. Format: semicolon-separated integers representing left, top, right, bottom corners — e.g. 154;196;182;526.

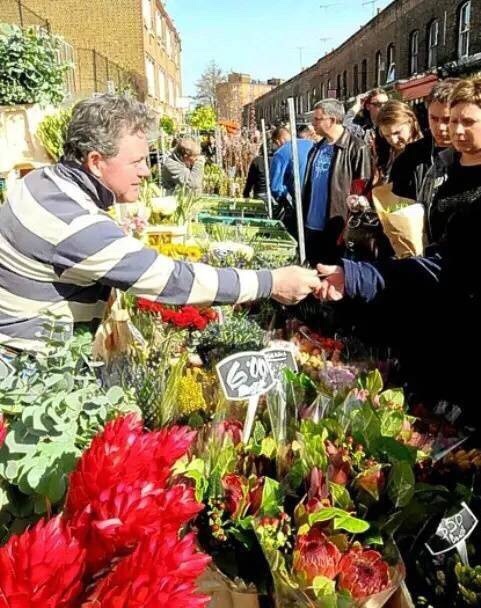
303;99;371;264
0;94;322;360
161;138;205;194
270;126;313;232
390;78;460;201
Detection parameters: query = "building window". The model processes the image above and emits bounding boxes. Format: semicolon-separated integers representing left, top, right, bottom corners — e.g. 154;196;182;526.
168;77;174;106
336;74;341;99
458;1;471;59
320;82;325;99
361;59;367;92
427;20;439;68
342;70;348;98
155;11;162;38
165;27;172;57
306;91;311;112
353;64;359;95
409;31;419;75
375;51;383;86
158;67;166;101
145;56;155;96
142;0;152;30
386;43;396;82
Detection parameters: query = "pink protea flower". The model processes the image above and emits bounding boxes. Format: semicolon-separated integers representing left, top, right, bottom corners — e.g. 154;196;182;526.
338;546;390;599
292;526;342;583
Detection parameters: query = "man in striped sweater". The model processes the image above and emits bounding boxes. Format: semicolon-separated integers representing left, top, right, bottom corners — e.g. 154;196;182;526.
0;94;320;359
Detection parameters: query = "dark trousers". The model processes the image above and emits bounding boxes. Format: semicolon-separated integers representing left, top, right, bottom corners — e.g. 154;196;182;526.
305;217;345;267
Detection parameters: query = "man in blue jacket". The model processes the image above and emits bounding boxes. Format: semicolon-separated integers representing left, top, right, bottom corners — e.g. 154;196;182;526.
270;126;313;233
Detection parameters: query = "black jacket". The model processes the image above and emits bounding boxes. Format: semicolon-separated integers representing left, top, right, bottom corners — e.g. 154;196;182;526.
390;134;441;201
243;155;268;199
302;128;371;223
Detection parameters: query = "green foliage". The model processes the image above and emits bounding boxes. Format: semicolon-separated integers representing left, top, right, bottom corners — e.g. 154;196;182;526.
36;107;72;161
0;24;70;106
159;115;176;135
308;506;370;534
0;332;136;541
186;105;217;131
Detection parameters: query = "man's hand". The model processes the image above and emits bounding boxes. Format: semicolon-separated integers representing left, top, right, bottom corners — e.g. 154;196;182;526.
314;264;345;301
271;266;322;305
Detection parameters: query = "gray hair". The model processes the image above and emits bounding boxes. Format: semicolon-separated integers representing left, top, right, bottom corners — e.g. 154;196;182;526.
63;93;155;162
175;138;201;158
314;99;345;124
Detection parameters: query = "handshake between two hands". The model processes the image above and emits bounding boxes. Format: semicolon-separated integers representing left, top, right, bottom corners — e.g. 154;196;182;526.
271;264;345;306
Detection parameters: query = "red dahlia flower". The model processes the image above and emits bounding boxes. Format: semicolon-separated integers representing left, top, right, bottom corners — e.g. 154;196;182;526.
0;516;85;608
82;532;211;608
70;481;202;572
293;526;342;583
66;415;196;516
338;547;390;599
0;415;7;448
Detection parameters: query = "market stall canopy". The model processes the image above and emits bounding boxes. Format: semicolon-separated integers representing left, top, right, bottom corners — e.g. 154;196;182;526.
395;74;439;102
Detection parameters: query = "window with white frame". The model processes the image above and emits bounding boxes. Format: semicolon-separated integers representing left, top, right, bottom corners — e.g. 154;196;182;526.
409;31;419;75
375;51;383;86
458;1;471;59
158;67;166;101
386;44;396;82
155;11;162;38
142;0;152;30
428;20;439;68
145;56;155;96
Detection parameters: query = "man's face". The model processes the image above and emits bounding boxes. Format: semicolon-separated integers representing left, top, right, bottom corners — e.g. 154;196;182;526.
312;108;334;137
90;130;150;202
449;102;481;156
380;121;413;152
428;101;451;147
366;93;389;124
183;153;199;168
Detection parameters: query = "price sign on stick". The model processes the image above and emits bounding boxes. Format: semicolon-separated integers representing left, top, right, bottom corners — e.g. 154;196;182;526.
262;343;298;382
426;502;478;565
216;352;275;444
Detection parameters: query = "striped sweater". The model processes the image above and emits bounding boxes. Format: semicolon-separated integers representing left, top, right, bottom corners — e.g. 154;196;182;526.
0;161;273;352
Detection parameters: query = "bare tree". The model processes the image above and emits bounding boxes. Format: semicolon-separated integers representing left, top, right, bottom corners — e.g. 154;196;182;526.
195;60;225;109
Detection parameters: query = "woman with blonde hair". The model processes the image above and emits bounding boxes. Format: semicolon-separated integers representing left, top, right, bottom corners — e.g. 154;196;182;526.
375;100;423;182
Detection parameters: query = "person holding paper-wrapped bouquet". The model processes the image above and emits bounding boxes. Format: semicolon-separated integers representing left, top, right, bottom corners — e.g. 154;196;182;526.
314;78;481;418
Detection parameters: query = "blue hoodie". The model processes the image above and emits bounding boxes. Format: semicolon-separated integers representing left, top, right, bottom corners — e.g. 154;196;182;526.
270;139;313;201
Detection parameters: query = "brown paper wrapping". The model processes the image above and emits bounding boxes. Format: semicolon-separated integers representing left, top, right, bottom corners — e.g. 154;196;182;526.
197;566;261;608
371;184;425;258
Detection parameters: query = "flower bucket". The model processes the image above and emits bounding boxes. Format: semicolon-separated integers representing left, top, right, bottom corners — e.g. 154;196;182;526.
144;224;187;246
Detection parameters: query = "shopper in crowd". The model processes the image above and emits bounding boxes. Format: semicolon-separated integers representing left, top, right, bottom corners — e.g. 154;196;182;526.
243;144;269;201
161;138;206;194
375;100;423;183
315;77;481;417
390;79;460;202
0;93;323;366
201;134;217;164
270;126;313;230
303;99;371;265
297;123;317;140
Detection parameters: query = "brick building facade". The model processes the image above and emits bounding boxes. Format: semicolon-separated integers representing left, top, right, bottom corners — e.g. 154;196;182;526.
245;0;481;125
216;73;279;125
0;0;182;118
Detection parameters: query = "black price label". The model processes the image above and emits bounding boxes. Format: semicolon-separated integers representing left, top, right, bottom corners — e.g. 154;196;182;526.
262;345;297;381
426;502;478;556
216;351;275;401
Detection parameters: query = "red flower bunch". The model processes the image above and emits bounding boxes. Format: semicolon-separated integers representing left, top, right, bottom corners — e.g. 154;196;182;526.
137;298;217;331
65;414;196;516
83;532;210;608
293;526;342;583
221;473;264;519
0;516;85;608
0;415;7;448
338;546;390;598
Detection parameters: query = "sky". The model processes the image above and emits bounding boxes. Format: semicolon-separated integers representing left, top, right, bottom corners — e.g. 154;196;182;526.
166;0;393;99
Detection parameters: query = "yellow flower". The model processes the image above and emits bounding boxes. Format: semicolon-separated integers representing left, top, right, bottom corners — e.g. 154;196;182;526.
177;369;207;415
156;243;203;262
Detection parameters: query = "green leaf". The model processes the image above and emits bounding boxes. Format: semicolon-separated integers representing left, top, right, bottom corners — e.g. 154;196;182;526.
260;437;277;459
378;437;417;465
308;507;369;534
312;575;336;599
329;482;352;510
260;477;282;517
379;388;404;408
380;410;404;438
388;461;415;508
351;404;381;453
365;369;383;396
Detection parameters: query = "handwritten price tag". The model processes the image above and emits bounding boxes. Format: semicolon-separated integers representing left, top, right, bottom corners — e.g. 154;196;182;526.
263;342;298;382
216;351;275;401
426;502;478;559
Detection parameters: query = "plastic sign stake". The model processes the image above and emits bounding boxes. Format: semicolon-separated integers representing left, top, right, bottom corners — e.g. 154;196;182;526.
425;502;478;566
